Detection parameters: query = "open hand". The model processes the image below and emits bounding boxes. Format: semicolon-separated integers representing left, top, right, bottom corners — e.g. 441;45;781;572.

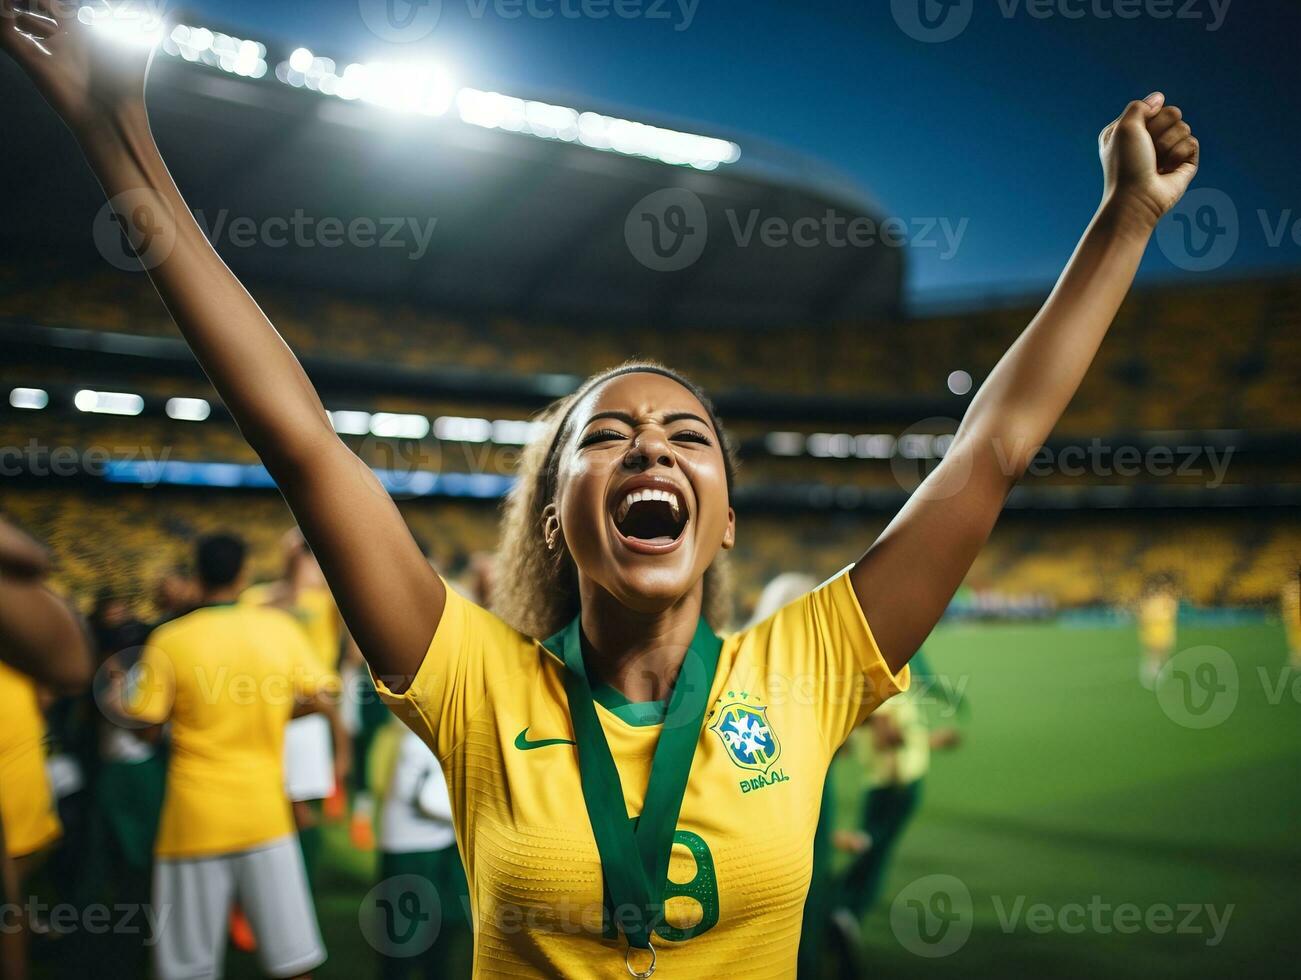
1;1;161;133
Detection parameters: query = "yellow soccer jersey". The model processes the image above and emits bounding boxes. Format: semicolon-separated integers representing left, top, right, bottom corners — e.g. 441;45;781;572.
0;662;61;858
128;603;335;858
375;569;908;979
858;695;931;789
1138;592;1178;651
242;583;341;676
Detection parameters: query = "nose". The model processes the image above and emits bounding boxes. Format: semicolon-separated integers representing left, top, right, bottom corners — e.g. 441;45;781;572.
623;429;674;471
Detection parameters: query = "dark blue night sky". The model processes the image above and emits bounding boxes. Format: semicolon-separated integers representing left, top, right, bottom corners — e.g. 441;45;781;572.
182;0;1299;304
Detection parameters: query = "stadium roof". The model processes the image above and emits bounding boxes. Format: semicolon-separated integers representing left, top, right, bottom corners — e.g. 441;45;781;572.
1;16;902;328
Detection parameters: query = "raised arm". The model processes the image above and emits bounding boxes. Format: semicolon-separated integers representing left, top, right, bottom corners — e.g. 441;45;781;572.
852;94;1200;671
2;7;443;681
0;518;92;690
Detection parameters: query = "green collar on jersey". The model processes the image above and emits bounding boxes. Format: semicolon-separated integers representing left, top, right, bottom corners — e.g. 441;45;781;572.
541;615;722;958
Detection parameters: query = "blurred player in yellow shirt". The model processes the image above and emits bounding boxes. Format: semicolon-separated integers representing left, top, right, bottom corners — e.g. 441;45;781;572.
124;533;343;979
241;529;349;881
828;647;962;971
1138;577;1180;690
0;517;92;980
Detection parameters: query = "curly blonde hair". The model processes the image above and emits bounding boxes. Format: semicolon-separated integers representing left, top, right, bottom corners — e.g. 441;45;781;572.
492;361;737;640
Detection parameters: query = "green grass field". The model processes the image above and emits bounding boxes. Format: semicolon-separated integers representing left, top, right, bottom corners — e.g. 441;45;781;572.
224;620;1300;978
843;619;1301;979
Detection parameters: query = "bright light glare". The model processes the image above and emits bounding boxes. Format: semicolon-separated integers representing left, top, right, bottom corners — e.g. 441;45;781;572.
491;419;544;445
329;410;372;436
74;389;144;416
280;56;455;117
165;397;211;421
434;416;492;443
163;24;267;78
458;89;740;170
151;17;742;169
370;413;431;439
9;388;49;410
79;3;165;47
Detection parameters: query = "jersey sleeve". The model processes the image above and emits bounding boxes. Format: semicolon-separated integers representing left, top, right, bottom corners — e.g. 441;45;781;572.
370;579;535;762
750;567;910;758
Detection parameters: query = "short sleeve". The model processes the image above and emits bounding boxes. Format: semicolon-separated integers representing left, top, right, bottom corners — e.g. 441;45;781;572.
370;579;534;762
746;567;909;757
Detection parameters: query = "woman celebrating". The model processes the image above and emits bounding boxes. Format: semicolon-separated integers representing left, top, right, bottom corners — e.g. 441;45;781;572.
2;6;1199;978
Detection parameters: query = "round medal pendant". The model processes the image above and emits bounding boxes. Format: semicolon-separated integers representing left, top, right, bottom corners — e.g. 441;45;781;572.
625;941;656;978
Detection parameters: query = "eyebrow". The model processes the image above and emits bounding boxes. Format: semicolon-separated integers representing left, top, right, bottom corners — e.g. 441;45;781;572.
584;410;714;431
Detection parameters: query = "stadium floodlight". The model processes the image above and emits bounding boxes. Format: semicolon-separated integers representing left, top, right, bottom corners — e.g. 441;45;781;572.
350;62;456;116
947;369;974;395
808;433;853;459
765;432;805;457
146;16;741;168
370;413;431;439
165;397;211;422
74;389;145;416
8;388;49;410
854;434;896;459
162;25;268;78
457;90;740;170
328;410;372;436
897;433;938;460
491;419;545;446
278;54;455;117
78;2;166;47
434;416;492;443
288;47;316;74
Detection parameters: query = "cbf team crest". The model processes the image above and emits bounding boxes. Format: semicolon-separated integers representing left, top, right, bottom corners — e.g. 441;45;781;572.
709;701;788;793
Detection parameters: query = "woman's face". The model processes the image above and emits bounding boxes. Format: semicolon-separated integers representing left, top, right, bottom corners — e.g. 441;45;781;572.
550;372;735;615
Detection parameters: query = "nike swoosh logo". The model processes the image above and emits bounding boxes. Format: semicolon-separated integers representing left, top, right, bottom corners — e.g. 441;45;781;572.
514;727;576;751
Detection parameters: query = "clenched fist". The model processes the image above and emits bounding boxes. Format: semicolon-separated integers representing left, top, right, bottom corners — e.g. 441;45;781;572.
1100;92;1201;228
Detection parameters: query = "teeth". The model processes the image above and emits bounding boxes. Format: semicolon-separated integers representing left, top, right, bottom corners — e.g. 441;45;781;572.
615;487;682;523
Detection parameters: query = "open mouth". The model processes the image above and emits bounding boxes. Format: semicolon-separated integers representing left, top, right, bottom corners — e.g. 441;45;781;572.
612;485;689;552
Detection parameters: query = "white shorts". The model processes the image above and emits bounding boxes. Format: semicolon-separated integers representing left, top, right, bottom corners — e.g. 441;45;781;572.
284;713;335;803
153;835;325;979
